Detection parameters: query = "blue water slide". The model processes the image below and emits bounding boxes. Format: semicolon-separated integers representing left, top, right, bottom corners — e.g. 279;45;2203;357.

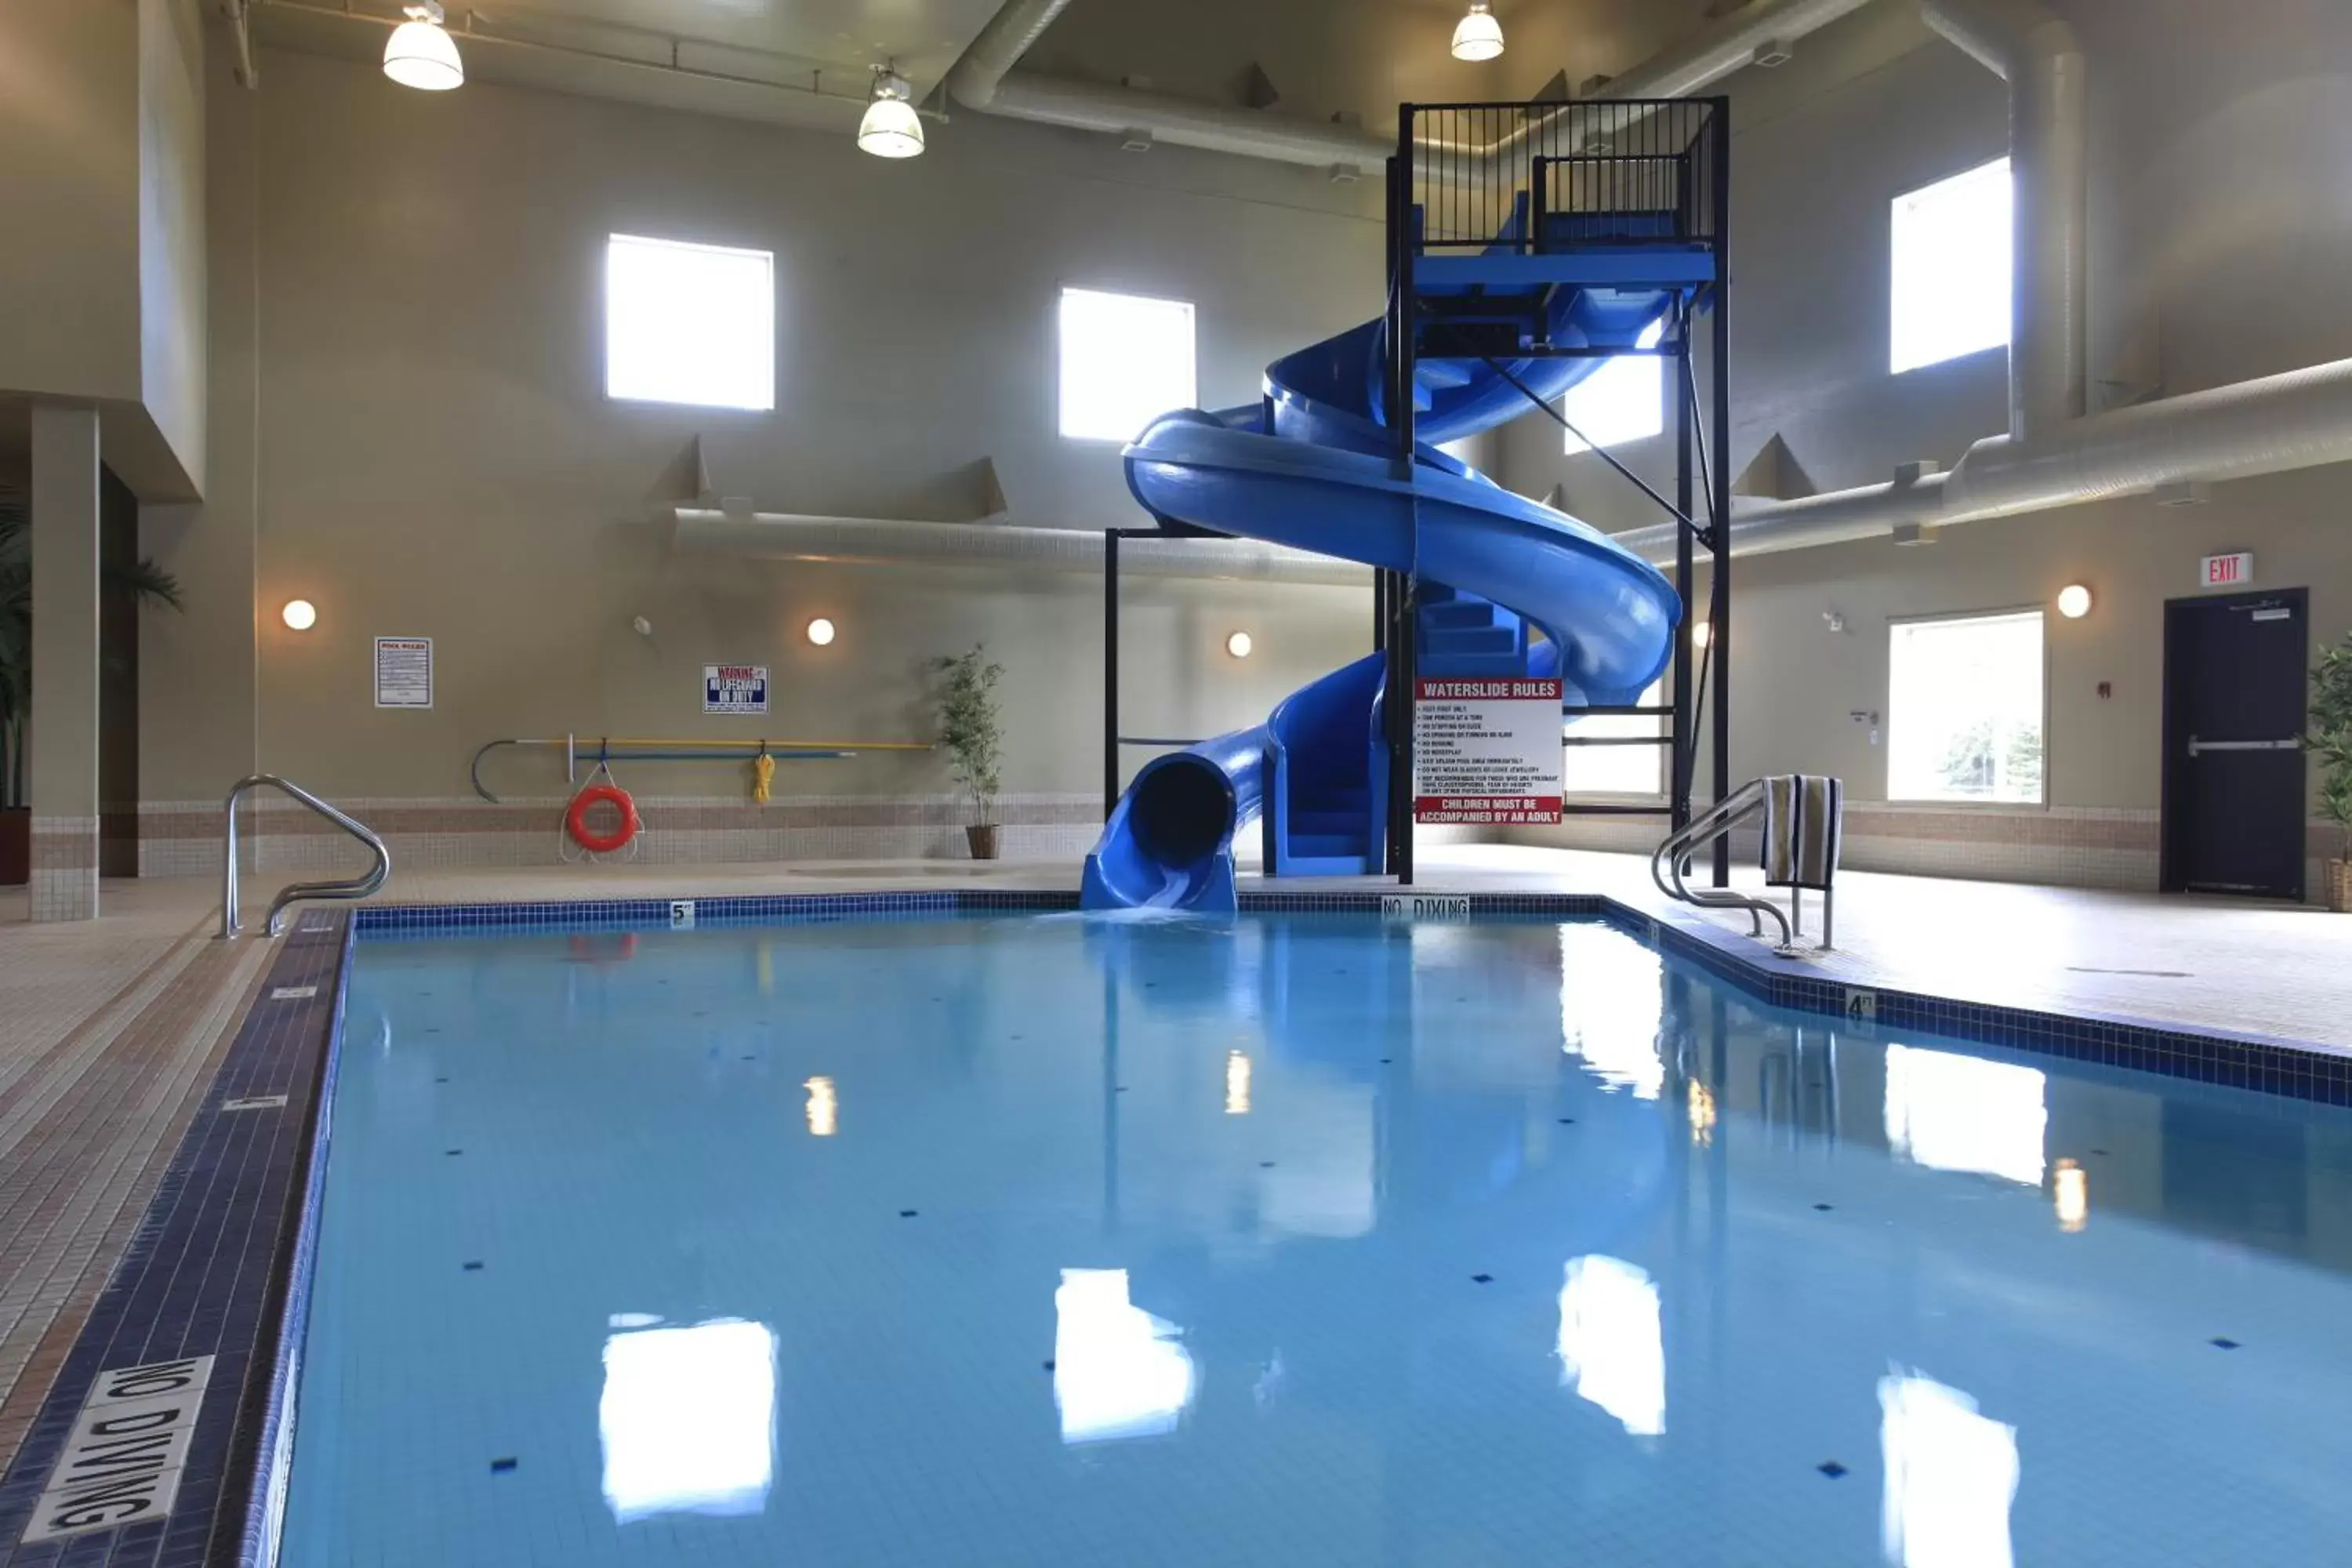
1081;212;1692;913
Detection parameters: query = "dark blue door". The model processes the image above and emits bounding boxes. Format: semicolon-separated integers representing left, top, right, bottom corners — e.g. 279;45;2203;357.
2161;588;2308;899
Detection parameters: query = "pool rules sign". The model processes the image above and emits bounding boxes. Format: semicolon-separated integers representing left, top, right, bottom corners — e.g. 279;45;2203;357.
1414;677;1563;824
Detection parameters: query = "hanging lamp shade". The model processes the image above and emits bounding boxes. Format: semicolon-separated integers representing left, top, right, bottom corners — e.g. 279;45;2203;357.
1451;2;1504;61
384;3;464;90
858;71;925;158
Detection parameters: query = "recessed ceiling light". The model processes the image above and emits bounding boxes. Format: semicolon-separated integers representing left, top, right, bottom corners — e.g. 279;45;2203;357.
858;67;925;159
383;2;463;91
1452;2;1504;62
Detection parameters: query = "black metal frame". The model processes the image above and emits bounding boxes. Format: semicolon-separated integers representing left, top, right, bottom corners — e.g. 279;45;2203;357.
1382;96;1733;887
1102;523;1220;817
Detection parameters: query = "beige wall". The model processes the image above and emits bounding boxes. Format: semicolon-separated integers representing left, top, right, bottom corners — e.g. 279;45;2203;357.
140;24;259;812
1496;0;2352;872
0;0;206;499
0;0;143;408
141;42;1385;833
137;0;205;494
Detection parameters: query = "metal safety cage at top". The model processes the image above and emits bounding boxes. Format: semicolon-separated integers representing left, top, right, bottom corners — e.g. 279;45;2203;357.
1405;99;1727;259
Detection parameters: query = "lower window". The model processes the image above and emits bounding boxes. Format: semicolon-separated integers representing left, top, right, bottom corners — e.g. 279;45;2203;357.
1563;681;1665;797
1887;611;2045;804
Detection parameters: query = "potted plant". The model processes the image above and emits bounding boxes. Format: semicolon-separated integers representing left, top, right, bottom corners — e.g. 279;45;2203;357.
2312;632;2352;912
0;482;181;885
931;644;1005;860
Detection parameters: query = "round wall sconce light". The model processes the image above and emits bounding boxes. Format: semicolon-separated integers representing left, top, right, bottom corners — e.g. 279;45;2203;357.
1225;630;1254;659
806;617;837;646
2056;584;2093;619
281;599;318;631
1690;619;1711;649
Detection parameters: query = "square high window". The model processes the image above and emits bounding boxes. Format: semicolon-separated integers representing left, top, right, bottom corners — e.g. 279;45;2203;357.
1059;288;1197;442
1563;319;1665;454
605;234;775;411
1890;158;2012;375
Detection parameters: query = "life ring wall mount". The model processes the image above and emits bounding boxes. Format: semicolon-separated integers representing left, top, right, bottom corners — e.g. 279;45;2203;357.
565;782;640;855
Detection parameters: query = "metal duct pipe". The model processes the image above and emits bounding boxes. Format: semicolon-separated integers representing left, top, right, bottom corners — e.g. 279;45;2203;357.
1919;0;2088;437
978;73;1392;168
1613;352;2352;564
1599;0;1880;99
944;0;1383;168
224;0;259;88
943;0;1872;172
670;507;1372;587
944;0;1076;110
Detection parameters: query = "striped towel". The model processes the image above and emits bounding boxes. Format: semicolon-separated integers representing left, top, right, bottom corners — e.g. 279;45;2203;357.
1761;775;1842;891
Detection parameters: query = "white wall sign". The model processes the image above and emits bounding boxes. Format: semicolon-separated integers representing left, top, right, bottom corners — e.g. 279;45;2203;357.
373;637;433;708
2200;551;2254;590
704;664;768;715
1414;677;1563;824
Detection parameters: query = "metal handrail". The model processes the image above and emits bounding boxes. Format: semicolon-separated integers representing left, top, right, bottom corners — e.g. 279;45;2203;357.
1650;779;1794;953
220;775;390;939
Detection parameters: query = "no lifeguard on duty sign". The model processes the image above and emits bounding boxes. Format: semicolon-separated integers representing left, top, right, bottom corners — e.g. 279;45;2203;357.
703;664;768;715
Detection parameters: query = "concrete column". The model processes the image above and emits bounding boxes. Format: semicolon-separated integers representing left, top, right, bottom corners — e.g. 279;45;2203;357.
30;405;102;921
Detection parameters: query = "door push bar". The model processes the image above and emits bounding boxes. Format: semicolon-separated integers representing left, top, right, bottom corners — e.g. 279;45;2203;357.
2186;737;2303;757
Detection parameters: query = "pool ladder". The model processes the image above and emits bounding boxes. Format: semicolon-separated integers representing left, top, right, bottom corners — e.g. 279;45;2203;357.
219;774;390;938
1651;779;1805;955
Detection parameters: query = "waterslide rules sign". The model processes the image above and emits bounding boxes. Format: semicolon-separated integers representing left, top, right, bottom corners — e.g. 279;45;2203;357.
1414;677;1563;825
704;664;768;716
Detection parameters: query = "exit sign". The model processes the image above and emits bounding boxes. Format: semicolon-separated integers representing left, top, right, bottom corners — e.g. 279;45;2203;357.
2200;551;2254;588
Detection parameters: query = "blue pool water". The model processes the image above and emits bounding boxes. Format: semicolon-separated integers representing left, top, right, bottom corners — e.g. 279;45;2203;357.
284;913;2352;1566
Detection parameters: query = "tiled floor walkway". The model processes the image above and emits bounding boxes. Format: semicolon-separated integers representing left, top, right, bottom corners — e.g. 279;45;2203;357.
0;884;275;1471
2;848;2350;1477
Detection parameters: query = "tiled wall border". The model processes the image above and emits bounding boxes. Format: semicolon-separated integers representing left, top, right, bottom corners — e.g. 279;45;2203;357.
133;795;1114;880
1506;807;2344;902
5;884;2347;1568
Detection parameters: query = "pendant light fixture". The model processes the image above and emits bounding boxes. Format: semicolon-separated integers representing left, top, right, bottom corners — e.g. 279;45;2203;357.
383;1;464;91
1450;2;1504;62
858;65;925;158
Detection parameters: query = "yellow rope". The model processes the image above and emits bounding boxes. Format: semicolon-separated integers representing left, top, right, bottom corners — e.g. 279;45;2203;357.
751;751;776;804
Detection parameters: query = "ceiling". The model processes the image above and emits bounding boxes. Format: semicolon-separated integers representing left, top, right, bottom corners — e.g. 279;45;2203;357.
248;0;1008;134
244;0;1753;145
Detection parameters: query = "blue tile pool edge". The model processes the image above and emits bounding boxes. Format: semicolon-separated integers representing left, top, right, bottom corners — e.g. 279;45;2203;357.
229;918;357;1568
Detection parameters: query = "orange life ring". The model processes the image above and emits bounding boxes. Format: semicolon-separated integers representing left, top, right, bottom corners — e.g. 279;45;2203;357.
566;782;640;855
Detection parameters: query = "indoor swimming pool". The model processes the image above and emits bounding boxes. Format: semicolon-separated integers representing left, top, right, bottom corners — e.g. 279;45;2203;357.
280;911;2352;1566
